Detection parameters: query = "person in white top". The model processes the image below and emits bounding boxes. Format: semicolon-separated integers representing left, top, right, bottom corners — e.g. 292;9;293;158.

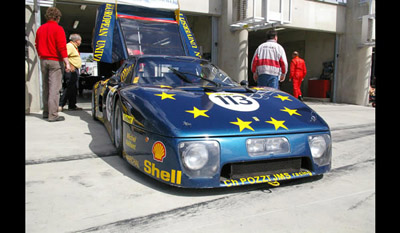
251;29;288;89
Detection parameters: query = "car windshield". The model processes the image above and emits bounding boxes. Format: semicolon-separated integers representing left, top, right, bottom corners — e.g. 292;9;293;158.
119;17;186;56
134;57;239;87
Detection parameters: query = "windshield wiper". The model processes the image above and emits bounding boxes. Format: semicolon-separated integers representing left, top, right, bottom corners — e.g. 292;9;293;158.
168;67;193;84
168;67;220;87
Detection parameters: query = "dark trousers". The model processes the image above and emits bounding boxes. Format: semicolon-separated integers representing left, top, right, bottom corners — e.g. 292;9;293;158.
60;70;78;108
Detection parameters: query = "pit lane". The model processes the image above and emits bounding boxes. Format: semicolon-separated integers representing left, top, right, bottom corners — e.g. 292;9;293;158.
26;91;375;233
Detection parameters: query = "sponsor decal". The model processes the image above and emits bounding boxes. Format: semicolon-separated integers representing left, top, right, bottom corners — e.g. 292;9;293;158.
122;151;140;169
209;93;260;112
122;113;134;124
93;4;115;62
178;13;201;58
144;160;182;184
126;132;137;150
222;170;312;187
152;141;166;162
120;64;135;82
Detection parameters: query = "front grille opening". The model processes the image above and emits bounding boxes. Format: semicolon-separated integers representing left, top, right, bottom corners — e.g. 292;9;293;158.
220;157;312;180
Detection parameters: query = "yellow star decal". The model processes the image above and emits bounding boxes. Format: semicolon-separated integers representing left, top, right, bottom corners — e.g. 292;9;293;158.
230;118;254;132
280;107;302;116
158;85;172;89
265;117;288;130
154;92;176;100
185;107;209;118
274;94;292;102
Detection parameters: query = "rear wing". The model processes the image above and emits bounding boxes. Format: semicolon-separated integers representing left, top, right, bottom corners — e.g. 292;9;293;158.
92;3;201;63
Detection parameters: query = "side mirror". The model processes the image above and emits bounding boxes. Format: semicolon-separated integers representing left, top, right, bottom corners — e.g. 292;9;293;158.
108;78;119;86
240;80;248;86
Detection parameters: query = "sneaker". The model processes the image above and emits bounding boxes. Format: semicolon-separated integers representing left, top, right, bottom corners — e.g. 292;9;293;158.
48;116;65;122
58;106;63;112
69;106;83;111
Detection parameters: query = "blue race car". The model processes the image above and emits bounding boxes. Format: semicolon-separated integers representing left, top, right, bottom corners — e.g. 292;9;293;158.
92;55;331;188
91;3;331;188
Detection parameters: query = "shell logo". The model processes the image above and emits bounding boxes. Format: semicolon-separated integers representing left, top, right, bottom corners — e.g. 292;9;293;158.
152;141;166;162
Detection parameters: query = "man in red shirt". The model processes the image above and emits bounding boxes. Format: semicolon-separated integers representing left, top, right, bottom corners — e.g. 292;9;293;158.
35;7;71;122
289;51;307;101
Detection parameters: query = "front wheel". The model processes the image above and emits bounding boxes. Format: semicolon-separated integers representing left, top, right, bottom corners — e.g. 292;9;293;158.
113;100;123;156
91;90;98;121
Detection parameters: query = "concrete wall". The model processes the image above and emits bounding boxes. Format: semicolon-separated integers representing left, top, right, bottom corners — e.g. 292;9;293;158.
180;0;221;16
217;0;248;83
289;0;346;33
26;5;41;114
335;0;374;105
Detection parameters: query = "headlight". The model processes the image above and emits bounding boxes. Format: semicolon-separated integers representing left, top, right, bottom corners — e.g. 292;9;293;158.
178;141;220;178
246;137;290;156
308;134;331;166
182;144;209;170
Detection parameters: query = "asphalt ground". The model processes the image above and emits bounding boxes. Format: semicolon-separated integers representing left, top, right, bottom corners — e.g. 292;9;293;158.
26;90;375;233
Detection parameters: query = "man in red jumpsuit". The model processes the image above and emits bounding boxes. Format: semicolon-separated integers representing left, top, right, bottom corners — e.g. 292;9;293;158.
289;51;307;101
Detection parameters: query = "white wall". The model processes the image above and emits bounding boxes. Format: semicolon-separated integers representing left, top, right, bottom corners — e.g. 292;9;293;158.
179;0;222;15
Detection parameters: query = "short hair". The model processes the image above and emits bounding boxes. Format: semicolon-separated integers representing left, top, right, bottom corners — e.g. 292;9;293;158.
45;7;62;21
266;29;277;40
293;51;299;56
69;34;82;42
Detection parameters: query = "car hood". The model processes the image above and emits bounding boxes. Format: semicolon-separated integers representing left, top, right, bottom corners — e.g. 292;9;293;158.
120;85;330;138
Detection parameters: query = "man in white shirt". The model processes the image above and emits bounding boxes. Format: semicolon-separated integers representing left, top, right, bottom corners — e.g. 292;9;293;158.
251;29;288;89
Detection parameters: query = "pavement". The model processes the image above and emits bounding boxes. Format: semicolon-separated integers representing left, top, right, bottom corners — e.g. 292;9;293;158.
26;91;375;233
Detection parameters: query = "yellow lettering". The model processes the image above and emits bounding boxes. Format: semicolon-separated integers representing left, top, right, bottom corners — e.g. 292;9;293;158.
98;4;114;36
126;140;136;150
151;162;160;178
144;160;151;174
232;179;238;186
143;160;182;185
239;178;246;184
247;177;255;184
176;170;182;184
93;40;106;61
274;173;286;180
224;180;232;187
171;169;176;183
161;170;170;182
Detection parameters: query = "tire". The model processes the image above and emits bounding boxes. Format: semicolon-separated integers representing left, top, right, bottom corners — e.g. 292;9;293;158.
91;90;98;121
113;100;124;156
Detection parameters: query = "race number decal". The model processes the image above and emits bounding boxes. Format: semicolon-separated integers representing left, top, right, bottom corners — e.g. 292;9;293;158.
208;93;260;112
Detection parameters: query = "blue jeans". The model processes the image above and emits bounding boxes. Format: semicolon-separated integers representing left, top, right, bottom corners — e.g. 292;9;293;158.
258;74;279;89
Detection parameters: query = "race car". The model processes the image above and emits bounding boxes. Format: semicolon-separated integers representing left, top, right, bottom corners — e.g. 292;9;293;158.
92;55;332;188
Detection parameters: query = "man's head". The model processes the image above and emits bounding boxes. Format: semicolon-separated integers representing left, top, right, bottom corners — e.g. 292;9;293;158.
292;51;299;58
45;7;62;23
266;29;278;41
69;34;82;47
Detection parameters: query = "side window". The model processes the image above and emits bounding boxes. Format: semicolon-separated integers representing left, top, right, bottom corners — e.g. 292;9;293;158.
120;62;135;84
112;63;127;82
119;62;135;83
